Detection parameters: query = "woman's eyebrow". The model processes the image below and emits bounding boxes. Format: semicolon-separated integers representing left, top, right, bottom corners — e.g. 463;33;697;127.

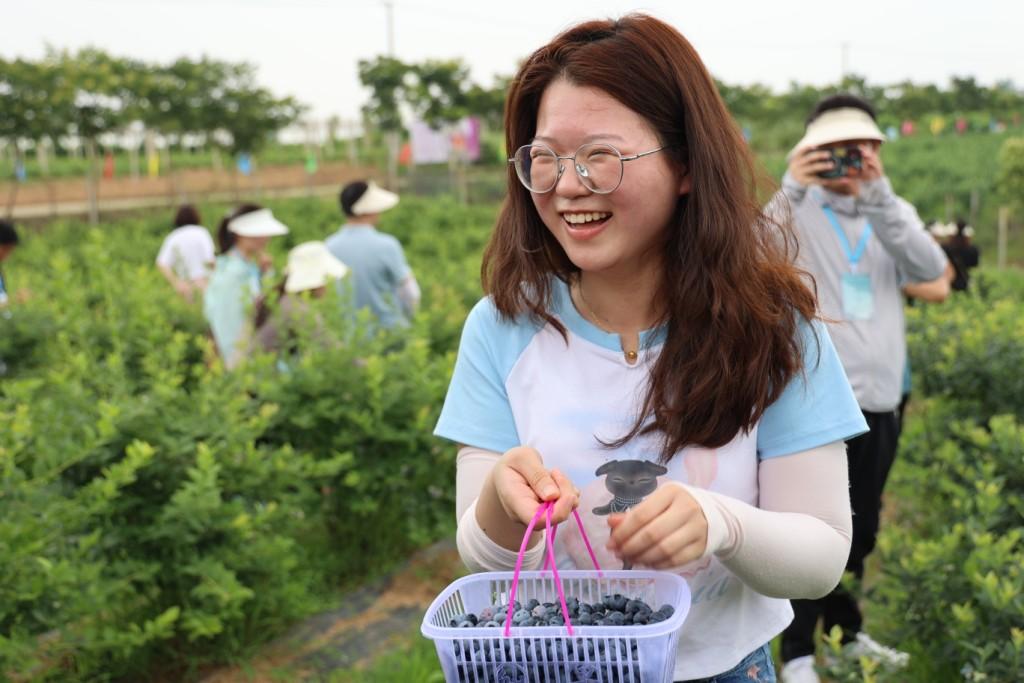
533;133;626;144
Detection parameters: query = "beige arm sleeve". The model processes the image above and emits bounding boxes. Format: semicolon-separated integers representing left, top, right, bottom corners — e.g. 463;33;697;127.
682;440;852;599
455;446;546;573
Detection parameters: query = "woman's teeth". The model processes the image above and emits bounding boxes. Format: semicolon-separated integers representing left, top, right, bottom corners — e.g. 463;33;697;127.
563;212;610;224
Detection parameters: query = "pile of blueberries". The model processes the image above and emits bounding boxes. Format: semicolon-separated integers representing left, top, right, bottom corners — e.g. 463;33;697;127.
442;594;678;681
448;594;675;629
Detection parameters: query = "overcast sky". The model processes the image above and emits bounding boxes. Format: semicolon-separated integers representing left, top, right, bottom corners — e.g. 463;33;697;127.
7;0;1023;124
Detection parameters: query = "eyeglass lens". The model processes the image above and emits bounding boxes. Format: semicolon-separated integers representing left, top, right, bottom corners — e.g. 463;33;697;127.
514;144;624;193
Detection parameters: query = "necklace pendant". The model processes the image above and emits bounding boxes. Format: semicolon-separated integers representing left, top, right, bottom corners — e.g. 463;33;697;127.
624;349;638;363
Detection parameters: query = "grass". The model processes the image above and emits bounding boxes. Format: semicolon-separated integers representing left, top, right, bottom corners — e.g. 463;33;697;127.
325;628;444;683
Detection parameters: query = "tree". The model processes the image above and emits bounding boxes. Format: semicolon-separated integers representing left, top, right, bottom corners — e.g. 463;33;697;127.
949;76;986;113
0;58;68;216
406;59;471;129
996;137;1024;212
49;48;133;224
357;56;409;134
465;76;510;130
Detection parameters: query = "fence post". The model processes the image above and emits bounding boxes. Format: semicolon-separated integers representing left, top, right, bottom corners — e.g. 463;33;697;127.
997;206;1009;269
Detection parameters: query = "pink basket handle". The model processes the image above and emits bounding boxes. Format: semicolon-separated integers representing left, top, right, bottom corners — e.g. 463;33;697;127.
502;501;602;637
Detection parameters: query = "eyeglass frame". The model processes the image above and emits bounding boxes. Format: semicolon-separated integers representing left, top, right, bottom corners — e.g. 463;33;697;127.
507;142;668;195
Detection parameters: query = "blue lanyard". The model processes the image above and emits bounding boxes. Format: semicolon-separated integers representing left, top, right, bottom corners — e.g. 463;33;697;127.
822;205;872;272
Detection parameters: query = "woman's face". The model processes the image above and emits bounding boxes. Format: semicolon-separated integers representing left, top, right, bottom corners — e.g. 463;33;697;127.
530;78;689;279
235;235;270;254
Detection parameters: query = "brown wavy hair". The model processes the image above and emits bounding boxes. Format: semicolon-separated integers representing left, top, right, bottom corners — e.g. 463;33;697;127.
482;14;817;463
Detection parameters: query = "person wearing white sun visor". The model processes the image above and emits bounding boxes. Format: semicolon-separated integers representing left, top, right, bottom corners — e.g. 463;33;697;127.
325;180;420;330
203;204;289;368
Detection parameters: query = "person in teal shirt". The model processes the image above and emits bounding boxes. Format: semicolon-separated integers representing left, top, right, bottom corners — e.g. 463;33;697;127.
325;180;420;329
203;204;289;368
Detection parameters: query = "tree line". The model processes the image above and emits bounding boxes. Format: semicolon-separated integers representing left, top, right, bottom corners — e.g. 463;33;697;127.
0;49;303;166
4;49;1022;166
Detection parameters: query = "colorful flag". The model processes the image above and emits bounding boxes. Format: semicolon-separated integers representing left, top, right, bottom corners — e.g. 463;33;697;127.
103;151;115;179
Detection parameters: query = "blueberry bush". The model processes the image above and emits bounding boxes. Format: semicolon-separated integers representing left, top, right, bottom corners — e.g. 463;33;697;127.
0;196;491;681
2;193;1022;682
826;276;1024;682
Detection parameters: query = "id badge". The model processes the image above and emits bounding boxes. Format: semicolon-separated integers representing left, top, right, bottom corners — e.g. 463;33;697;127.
841;272;874;320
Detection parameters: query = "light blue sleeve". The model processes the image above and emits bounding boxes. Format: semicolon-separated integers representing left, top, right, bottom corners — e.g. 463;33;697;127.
433;297;539;453
757;317;869;458
384;237;412;287
203;258;256;362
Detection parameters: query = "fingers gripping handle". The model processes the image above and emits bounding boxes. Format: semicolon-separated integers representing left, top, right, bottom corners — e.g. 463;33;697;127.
502;502;602;637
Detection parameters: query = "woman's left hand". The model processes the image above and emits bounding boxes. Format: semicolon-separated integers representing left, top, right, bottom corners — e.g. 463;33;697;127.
606;483;708;569
858;144;884;181
258;251;273;273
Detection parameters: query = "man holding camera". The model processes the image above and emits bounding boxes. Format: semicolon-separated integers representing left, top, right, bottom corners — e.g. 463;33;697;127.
775;94;949;683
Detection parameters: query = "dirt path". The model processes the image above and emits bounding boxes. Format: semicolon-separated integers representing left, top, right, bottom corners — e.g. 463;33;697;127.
199;538;463;683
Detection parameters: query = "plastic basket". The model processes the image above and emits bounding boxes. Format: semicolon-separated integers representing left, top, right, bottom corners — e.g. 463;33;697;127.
423;502;690;682
421;569;691;683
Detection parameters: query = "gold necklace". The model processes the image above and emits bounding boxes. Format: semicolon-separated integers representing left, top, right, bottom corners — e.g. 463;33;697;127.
576;282;640;363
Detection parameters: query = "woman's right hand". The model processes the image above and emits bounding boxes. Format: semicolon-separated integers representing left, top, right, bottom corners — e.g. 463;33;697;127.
492;446;579;528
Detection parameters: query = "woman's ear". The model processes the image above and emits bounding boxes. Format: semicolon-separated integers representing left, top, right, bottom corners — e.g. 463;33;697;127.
678;172;692;196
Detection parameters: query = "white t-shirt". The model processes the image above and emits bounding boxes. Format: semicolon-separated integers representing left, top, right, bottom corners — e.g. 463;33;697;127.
156;225;216;282
434;279;867;680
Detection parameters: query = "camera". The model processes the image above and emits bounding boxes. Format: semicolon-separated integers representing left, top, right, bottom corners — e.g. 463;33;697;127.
817;146;863;179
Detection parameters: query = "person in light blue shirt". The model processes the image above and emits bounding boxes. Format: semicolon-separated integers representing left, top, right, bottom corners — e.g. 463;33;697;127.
203;204;289;368
431;15;868;682
325;180;420;329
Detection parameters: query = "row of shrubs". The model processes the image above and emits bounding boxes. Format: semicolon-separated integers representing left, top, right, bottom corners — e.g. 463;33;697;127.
2;195;1021;681
0;196;493;680
852;270;1024;682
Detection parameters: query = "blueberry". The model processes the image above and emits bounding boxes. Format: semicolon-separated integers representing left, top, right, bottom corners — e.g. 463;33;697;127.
605;611;626;626
625;599;645;615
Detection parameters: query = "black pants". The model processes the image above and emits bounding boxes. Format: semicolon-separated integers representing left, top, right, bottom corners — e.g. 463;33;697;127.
780;409;900;662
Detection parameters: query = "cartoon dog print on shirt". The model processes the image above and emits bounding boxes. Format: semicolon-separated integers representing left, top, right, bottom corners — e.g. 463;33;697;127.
591;459;668;569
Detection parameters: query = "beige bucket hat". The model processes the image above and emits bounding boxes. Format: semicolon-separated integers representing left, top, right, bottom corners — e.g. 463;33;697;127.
284;241;348;293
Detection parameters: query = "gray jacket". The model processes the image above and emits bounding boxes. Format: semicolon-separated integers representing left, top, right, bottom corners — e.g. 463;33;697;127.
776;173;948;412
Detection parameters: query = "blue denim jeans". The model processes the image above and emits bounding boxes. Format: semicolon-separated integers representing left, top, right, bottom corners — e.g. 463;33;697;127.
676;643;777;683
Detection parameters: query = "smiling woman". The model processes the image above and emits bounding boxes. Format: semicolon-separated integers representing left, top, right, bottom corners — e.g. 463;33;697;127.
433;13;868;683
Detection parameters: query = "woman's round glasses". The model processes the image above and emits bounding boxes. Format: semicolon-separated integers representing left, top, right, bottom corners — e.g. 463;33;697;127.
509;142;666;194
